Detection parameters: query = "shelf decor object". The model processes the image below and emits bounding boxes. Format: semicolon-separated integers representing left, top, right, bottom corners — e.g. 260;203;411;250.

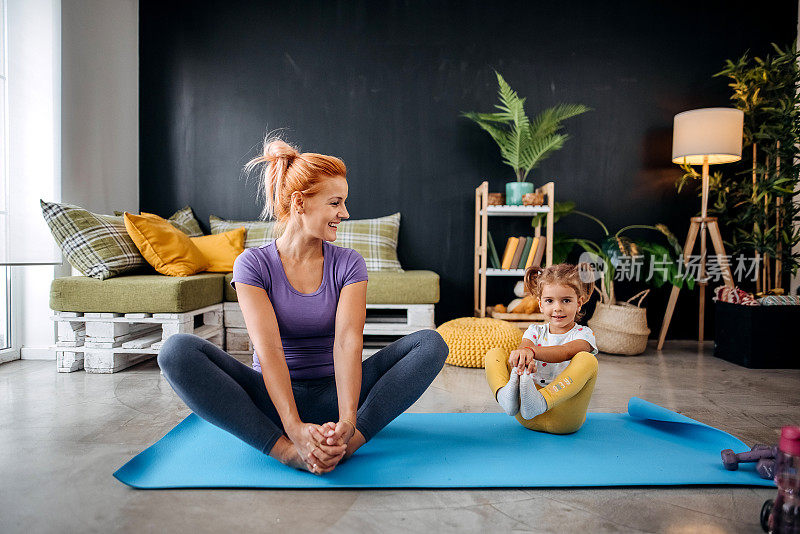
474;181;554;326
461;72;588;203
522;192;545;206
657;108;742;350
487;193;505;206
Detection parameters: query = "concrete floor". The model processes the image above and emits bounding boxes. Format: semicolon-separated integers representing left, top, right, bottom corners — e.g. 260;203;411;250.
1;341;798;533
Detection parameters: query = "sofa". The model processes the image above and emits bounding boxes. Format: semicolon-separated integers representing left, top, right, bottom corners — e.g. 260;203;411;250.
50;269;440;372
44;204;440;373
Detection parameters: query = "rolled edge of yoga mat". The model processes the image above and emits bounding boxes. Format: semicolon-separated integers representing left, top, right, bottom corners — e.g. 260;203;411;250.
627;397;707;427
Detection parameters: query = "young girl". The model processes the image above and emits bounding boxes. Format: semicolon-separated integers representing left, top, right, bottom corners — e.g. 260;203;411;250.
485;263;599;434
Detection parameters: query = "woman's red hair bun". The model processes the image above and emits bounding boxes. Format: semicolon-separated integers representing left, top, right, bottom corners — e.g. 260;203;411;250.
265;139;298;162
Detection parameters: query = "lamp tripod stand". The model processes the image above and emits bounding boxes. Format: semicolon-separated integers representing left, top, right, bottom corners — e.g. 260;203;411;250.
656;157;735;350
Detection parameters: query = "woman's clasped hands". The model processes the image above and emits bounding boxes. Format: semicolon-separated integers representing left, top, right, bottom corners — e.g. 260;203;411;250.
287;420;356;475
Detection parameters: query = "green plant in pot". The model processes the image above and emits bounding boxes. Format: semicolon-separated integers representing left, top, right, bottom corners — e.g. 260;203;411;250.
462;72;589;204
675;43;800;295
668;43;800;368
535;203;694;355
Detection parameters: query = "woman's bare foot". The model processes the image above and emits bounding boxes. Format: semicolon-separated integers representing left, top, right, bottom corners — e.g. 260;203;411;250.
269;436;314;472
343;429;366;459
284;448;314;471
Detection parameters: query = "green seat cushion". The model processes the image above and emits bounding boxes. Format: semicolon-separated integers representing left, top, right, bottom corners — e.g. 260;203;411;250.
224;270;439;304
366;270;439;304
50;273;225;313
224;273;238;302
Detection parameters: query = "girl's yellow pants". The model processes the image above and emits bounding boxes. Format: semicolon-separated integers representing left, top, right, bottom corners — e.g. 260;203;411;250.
485;348;598;434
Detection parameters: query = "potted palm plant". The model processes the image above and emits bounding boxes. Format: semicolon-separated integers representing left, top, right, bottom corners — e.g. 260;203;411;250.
462;72;589;204
539;204;694;354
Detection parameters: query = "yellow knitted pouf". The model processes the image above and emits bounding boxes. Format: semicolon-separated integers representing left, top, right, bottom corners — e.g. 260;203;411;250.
437;317;523;368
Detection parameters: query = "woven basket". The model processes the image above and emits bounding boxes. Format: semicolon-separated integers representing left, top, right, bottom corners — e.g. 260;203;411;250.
587;290;651;356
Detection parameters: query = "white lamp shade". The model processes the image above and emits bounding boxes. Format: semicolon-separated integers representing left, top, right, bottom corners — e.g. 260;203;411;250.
672;108;744;165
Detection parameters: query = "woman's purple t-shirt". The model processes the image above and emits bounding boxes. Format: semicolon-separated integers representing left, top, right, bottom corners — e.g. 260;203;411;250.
230;241;368;379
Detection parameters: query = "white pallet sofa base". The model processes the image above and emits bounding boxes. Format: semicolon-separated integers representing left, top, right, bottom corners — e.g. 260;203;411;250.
52;304;224;373
223;302;435;358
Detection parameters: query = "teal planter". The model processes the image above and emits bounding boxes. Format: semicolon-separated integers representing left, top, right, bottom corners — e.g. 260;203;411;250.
505;182;534;205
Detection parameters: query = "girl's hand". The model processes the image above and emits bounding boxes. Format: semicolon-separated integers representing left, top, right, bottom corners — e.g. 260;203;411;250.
521;348;537;374
508;349;524;369
508;347;536;374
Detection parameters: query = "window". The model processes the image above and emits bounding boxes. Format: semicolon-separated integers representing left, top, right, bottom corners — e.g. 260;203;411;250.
0;0;62;363
0;269;8;352
0;0;10;356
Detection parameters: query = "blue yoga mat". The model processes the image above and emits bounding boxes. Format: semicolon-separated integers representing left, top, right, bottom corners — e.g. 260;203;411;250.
114;398;774;489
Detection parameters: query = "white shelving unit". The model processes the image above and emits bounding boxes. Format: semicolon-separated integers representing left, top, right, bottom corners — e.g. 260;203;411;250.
485;268;527;276
482;205;550;216
474;181;554;321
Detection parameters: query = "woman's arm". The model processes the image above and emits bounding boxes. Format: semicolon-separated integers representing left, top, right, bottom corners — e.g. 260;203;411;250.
237;281;351;475
238;282;347;473
236;282;304;434
332;280;368;428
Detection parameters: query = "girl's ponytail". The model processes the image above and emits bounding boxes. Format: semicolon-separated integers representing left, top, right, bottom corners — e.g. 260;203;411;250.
576;261;597;301
523;265;544;296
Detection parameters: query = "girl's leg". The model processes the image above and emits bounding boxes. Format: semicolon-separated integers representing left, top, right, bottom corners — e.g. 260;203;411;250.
485;347;512;396
157;333;285;454
354;329;449;442
485;347;522;415
518;351;599;434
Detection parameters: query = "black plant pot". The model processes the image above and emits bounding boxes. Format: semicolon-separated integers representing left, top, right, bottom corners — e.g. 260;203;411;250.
714;301;800;369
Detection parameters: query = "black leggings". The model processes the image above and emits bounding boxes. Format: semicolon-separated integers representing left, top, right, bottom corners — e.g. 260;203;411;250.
157;329;449;454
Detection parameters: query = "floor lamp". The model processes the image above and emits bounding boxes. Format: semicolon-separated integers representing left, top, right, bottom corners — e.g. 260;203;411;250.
656;108;743;351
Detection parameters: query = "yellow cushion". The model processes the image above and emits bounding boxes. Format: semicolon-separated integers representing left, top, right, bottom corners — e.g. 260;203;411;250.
190;228;246;273
436;317;523;368
123;212;209;276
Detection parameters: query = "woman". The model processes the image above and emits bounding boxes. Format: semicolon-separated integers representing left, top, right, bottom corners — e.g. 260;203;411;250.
157;138;449;474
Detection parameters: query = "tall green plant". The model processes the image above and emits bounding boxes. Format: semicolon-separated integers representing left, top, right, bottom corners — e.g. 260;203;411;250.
462;72;590;182
677;43;800;292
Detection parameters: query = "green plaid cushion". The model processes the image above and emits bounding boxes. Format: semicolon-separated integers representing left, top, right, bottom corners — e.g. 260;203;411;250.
210;212;402;271
114;206;204;237
210;215;277;248
41;200;147;280
167;206;204;237
334;213;402;271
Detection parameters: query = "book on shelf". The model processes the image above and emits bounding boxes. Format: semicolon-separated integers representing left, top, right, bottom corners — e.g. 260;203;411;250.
516;236;533;269
500;237;519;270
510;236;527;268
532;235;547;267
487;232;501;269
524;237;540;269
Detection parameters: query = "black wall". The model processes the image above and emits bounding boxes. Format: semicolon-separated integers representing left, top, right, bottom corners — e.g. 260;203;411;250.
140;0;797;338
